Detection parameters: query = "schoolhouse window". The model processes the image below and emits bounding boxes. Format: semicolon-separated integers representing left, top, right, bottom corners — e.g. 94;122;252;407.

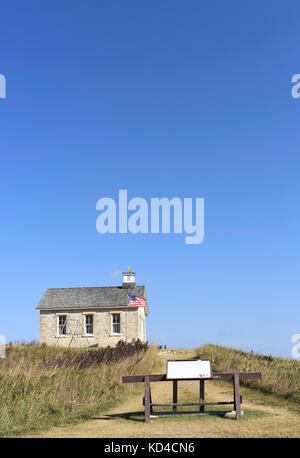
85;314;93;334
58;315;66;335
112;314;120;334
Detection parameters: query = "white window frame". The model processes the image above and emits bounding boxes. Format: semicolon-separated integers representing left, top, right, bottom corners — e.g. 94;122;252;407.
111;313;121;335
57;315;67;336
84;314;94;335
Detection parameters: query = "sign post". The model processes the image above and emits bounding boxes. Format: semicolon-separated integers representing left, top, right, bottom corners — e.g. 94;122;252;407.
166;360;211;416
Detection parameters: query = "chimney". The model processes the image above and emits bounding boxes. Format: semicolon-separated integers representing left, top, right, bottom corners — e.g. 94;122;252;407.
122;266;136;289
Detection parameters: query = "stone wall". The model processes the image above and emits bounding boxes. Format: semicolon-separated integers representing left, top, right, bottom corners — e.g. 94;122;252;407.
39;307;146;347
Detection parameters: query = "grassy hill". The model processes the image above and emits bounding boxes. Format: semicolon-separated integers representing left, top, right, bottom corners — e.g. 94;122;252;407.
1;343;299;438
25;347;300;438
0;341;155;437
196;344;300;405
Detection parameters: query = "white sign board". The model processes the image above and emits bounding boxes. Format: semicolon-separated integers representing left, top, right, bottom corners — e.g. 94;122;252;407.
166;360;212;380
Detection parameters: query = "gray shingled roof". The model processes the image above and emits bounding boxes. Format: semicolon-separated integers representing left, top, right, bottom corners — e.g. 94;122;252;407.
36;285;148;315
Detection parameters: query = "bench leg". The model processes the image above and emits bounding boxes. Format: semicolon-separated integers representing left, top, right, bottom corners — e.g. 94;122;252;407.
233;373;241;420
173;380;178;412
144;375;151;422
200;379;205;412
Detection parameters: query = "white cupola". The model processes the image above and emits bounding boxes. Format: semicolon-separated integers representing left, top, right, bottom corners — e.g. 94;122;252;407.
122;267;136;288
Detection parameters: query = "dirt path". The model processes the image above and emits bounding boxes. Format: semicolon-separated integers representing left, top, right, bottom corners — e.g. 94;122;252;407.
25;349;300;438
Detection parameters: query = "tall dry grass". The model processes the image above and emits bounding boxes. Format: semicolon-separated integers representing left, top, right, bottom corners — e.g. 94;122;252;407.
0;340;156;437
196;344;300;403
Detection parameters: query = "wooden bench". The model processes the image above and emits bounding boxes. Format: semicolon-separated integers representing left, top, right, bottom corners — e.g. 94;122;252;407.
122;372;262;422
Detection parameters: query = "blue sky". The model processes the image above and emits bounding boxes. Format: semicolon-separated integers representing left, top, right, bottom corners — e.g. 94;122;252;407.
0;1;299;358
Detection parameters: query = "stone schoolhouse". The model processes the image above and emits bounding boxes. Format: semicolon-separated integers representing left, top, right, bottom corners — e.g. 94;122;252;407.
36;268;148;347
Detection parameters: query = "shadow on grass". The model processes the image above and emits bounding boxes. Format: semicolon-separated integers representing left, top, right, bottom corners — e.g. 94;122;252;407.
92;411;146;422
92;409;233;423
93;406;271;423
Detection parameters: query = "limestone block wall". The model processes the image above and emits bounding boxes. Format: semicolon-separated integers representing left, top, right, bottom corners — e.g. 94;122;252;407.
39;307;143;347
138;306;146;342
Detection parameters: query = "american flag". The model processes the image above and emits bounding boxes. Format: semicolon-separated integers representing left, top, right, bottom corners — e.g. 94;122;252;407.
128;295;146;307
